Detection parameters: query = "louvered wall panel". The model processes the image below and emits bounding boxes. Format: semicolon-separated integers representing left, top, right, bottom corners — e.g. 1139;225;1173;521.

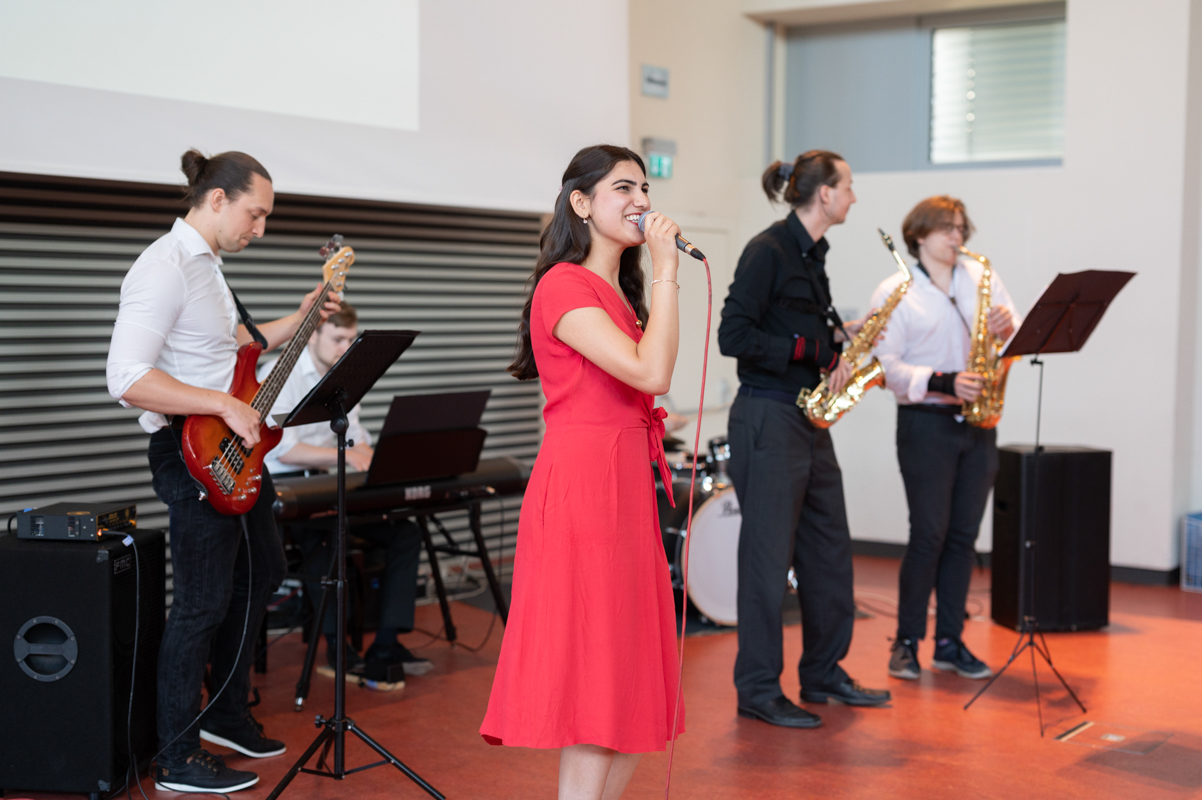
0;172;543;604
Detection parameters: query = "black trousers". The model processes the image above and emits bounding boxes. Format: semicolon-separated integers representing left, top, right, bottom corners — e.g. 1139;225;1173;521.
294;518;423;642
147;430;287;767
728;392;855;706
895;407;998;643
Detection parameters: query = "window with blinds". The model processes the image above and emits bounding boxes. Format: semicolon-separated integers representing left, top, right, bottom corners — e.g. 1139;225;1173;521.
930;19;1066;164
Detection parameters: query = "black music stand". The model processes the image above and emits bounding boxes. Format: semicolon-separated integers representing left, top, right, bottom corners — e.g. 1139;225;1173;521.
265;330;445;800
964;270;1134;735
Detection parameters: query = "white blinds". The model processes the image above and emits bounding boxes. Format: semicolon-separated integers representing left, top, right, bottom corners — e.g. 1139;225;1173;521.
930;19;1066;164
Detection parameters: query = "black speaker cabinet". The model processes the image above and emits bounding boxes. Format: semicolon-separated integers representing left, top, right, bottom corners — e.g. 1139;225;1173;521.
992;446;1111;631
0;528;165;797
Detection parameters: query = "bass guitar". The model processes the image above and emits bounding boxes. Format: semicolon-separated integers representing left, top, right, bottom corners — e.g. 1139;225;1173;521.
181;236;353;515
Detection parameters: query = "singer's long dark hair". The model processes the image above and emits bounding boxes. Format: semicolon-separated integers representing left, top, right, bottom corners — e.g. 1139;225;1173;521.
508;145;648;381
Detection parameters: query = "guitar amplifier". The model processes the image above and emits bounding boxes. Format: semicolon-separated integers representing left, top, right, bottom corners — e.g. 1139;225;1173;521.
15;501;136;541
0;529;164;795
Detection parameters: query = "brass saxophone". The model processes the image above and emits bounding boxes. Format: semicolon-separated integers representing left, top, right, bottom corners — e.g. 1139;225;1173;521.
960;246;1019;429
798;229;912;428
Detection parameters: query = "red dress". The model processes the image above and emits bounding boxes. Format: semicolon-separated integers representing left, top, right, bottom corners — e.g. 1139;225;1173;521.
480;263;684;753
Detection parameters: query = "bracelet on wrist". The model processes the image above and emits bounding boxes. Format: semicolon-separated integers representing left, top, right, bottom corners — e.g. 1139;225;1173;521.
651;278;679;289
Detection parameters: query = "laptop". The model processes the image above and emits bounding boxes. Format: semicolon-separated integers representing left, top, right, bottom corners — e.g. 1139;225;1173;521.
364;390;491;486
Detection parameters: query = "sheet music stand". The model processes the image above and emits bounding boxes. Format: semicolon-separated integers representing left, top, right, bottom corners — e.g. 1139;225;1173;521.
965;270;1134;735
265;330;444;800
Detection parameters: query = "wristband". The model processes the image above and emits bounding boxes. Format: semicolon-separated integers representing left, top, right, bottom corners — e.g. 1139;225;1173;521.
928;371;958;395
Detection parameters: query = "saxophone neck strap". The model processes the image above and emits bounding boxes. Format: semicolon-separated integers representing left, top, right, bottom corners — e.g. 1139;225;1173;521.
915;260;973;335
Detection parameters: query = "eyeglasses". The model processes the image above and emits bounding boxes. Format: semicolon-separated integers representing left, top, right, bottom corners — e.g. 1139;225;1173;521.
936;224;970;237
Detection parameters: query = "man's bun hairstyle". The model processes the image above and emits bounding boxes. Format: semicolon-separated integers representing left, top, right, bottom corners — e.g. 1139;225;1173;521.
180;148;272;208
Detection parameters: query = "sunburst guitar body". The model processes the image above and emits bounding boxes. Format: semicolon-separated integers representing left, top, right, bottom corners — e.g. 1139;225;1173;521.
181;237;353;516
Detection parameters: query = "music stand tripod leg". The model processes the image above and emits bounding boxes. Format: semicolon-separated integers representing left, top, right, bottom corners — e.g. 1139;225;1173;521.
294;539;338;710
419;515;457;642
1035;630;1088;713
469;500;509;623
348;720;447;798
264;725;334;800
964;628;1033;710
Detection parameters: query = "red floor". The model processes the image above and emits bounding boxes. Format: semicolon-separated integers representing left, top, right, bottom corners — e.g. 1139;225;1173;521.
15;556;1202;799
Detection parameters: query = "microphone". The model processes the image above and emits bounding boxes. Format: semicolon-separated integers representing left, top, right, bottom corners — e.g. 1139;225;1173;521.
637;211;706;261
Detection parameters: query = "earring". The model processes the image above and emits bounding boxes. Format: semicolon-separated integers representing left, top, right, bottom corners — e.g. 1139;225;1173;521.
582;218;589;225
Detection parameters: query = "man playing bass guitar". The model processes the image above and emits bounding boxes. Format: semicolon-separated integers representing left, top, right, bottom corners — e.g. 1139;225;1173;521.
105;149;340;794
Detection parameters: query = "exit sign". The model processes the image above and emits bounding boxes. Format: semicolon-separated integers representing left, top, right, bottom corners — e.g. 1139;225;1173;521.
648;153;673;179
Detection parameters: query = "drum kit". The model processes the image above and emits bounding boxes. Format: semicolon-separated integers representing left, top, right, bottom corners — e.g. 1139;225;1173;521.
657;437;742;626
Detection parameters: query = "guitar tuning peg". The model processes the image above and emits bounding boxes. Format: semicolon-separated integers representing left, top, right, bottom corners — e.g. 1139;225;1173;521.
318;234;344;258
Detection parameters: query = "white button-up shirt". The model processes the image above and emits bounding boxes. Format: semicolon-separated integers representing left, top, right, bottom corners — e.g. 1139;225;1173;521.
258;347;371;476
106;218;240;433
870;256;1022;406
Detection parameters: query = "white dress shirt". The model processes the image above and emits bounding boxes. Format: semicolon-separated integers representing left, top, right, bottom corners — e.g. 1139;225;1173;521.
870;255;1022;406
106;218;240;433
258;347;371;476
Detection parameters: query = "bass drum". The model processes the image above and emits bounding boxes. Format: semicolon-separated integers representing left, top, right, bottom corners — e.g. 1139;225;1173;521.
682;487;742;626
657;475;711;590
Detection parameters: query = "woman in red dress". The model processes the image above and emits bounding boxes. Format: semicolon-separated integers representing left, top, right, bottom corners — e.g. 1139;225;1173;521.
480;144;685;798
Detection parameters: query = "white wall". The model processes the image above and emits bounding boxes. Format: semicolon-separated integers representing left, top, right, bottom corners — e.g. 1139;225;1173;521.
634;0;1202;572
0;1;630;213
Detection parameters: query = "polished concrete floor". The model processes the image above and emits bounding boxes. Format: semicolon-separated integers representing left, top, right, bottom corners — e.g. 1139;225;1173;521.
15;556;1202;799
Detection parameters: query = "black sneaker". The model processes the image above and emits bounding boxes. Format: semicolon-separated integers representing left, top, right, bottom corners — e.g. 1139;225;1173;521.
888;638;921;680
200;710;286;758
154;749;258;793
931;638;993;679
366;642;434;676
326;639;366;675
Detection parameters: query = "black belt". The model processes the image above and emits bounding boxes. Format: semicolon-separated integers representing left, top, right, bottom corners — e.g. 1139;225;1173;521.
899;403;962;417
737;384;801;405
169;415;186;431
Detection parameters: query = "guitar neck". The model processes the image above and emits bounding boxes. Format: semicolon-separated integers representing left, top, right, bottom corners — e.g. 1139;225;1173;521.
250;280;337;420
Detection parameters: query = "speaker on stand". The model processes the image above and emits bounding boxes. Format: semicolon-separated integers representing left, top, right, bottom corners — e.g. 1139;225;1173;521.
0;528;165;798
991;445;1111;631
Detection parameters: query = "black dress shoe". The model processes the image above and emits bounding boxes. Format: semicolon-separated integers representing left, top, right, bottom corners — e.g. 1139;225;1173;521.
802;679;891;706
737;696;823;728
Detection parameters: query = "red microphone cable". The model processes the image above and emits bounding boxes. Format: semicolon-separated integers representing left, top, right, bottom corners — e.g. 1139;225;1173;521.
663;256;712;798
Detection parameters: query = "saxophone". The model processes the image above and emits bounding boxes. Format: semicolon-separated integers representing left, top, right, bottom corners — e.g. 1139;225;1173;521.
798;229;912;428
960;246;1019;429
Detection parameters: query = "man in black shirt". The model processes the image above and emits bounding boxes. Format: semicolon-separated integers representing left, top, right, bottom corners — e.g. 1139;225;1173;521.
719;151;890;729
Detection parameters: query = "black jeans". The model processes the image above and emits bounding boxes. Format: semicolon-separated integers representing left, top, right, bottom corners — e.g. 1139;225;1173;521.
728;392;855;705
295;518;423;642
895;407;998;643
147;430;286;768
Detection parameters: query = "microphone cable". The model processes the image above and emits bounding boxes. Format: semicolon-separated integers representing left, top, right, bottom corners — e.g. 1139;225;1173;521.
664;256;712;799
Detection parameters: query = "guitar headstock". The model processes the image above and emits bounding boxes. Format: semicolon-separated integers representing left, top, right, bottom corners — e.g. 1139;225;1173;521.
320;235;353;294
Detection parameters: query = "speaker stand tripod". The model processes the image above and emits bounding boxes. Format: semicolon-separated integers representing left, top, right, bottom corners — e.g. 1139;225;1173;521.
964;357;1085;735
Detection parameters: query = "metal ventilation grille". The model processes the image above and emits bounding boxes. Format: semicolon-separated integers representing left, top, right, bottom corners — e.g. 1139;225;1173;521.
0;172;542;603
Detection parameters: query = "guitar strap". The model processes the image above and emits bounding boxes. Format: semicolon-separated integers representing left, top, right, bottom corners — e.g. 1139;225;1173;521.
229;287;268;348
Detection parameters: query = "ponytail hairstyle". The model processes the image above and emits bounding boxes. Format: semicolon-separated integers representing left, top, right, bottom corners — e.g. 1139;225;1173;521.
180;149;272;208
761;150;845;209
508;144;648;381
